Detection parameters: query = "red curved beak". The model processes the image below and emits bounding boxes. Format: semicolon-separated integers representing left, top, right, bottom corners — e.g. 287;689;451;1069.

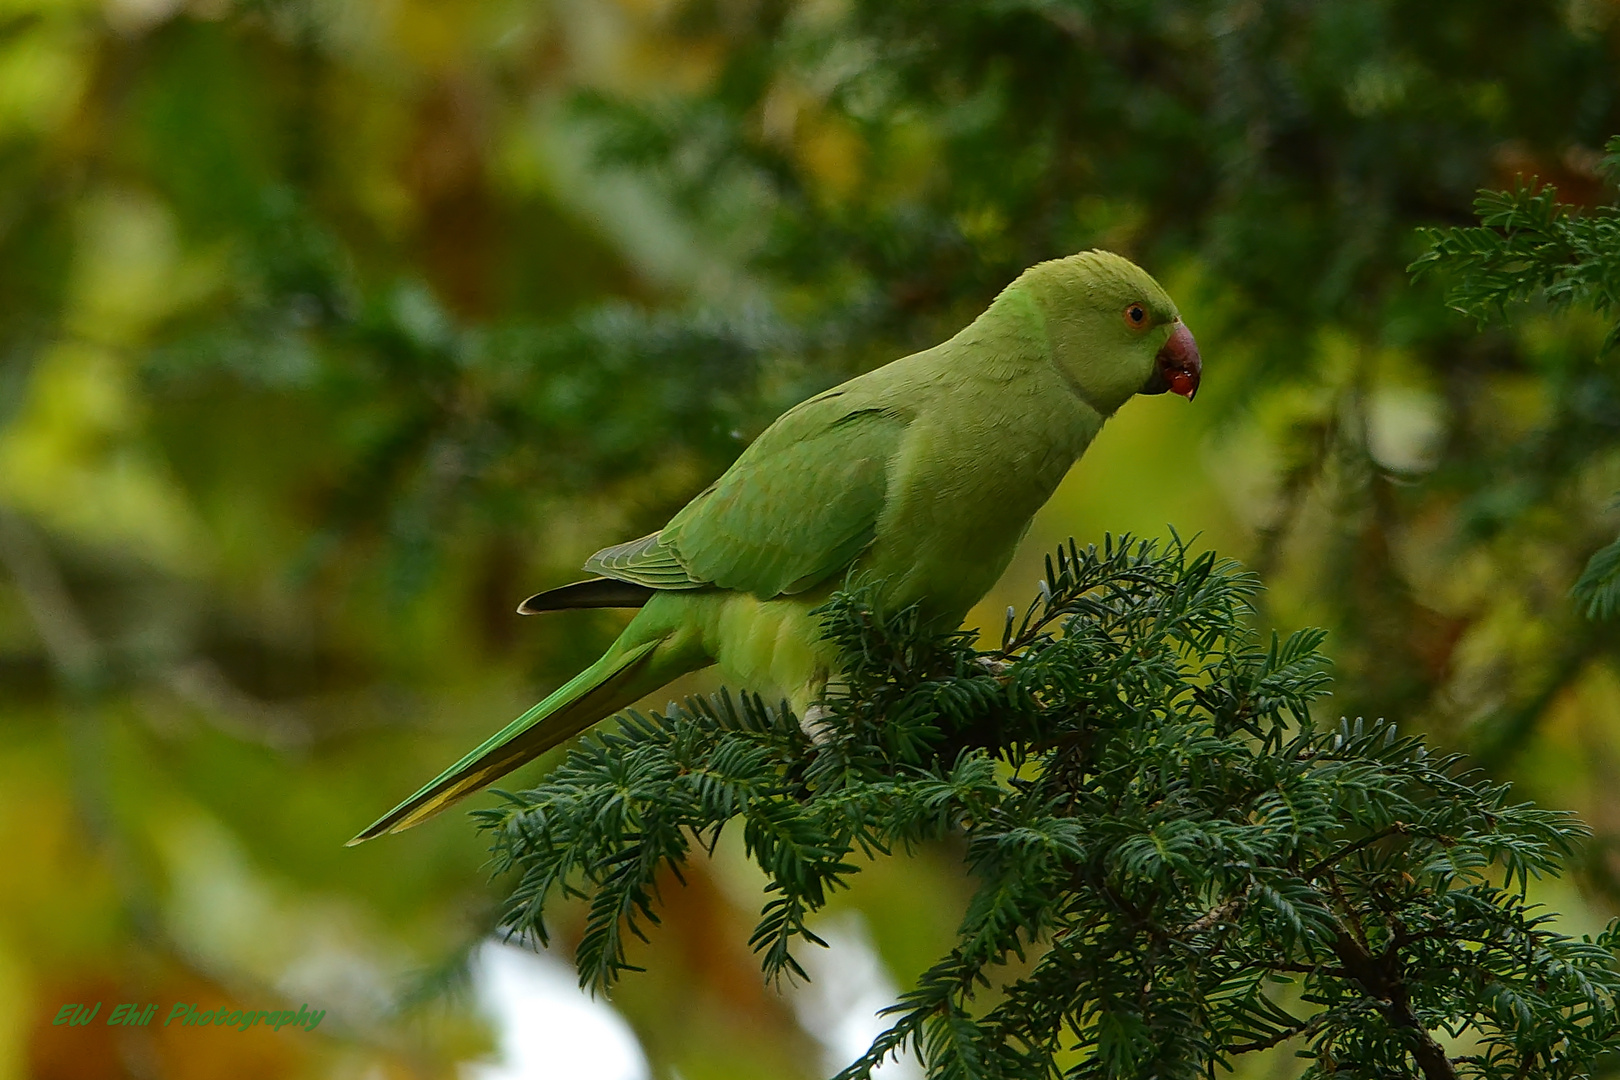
1154;322;1201;401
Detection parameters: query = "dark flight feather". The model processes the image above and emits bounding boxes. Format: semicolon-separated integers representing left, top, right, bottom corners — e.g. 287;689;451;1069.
517;577;656;614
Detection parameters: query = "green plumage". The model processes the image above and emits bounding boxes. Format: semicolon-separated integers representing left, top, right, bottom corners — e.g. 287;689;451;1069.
665;403;904;595
350;250;1197;844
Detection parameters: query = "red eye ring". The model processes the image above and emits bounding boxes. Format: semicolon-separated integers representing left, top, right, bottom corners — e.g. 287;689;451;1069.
1123;302;1150;331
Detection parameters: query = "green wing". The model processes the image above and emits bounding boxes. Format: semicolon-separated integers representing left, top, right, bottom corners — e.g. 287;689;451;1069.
583;531;702;590
583;391;908;599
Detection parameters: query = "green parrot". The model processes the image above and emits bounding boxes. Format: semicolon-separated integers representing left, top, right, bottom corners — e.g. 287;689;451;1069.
349;249;1200;844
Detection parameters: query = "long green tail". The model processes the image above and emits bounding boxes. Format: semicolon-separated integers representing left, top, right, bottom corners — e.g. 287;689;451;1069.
348;637;672;844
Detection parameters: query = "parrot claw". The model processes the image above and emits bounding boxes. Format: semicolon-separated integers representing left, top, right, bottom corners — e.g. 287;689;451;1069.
976;656;1013;678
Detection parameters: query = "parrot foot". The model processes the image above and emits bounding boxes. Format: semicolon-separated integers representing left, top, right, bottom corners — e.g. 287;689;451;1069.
975;656;1012;678
800;704;835;744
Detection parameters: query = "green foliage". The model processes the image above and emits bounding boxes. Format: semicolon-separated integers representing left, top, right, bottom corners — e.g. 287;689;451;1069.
1574;537;1620;623
1410;137;1620;349
560;0;1620;773
1412;141;1620;626
580;0;1618;348
481;538;1620;1080
10;1;1620;1074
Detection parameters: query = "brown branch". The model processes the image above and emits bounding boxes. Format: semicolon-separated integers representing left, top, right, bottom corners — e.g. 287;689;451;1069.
1183;892;1246;935
1228;1010;1330;1055
0;508;101;690
160;659;314;750
1330;930;1457;1080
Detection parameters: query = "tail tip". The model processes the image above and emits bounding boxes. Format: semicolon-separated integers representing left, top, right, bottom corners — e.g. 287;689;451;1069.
346;818;395;846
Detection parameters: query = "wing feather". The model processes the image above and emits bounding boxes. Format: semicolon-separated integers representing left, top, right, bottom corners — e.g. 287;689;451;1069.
583;532;703;589
580;393;908;600
664;403;905;597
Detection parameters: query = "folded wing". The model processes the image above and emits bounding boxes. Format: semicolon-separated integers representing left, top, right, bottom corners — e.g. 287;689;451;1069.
583;392;908;599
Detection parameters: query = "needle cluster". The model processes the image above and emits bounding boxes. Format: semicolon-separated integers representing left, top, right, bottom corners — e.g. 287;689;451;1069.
479;537;1620;1080
1412;140;1620;626
1410;137;1620;354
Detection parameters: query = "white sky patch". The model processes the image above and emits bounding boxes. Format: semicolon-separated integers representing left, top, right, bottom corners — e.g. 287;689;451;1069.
1366;386;1446;475
791;913;924;1080
464;940;649;1080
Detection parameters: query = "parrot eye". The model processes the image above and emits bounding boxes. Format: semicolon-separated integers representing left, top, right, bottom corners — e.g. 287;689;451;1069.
1123;302;1150;331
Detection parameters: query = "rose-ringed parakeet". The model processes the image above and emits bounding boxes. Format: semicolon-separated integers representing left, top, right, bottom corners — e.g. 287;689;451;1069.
349;250;1200;844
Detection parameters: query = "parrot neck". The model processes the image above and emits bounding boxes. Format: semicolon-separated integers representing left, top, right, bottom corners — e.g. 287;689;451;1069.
961;285;1116;421
941;287;1105;465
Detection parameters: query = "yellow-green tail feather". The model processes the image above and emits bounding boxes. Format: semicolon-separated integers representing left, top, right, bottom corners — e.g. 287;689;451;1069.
347;638;665;844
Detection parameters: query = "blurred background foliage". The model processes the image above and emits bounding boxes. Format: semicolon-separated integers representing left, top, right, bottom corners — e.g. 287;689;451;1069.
3;0;1620;1076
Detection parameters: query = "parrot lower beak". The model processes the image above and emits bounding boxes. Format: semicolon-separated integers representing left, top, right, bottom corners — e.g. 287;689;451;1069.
1145;322;1201;401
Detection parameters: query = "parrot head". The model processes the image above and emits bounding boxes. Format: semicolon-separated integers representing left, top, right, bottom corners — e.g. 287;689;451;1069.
1013;249;1201;415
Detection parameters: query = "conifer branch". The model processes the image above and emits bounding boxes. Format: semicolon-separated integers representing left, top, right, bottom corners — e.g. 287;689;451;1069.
480;535;1620;1079
1411;140;1620;626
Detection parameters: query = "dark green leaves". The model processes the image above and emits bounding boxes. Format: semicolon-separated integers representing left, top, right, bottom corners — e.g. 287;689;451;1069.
1411;141;1620;628
481;537;1620;1079
1573;533;1620;621
1410;150;1620;352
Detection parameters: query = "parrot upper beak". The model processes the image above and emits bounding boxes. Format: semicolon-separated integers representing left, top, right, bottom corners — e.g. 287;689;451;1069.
1145;322;1202;401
